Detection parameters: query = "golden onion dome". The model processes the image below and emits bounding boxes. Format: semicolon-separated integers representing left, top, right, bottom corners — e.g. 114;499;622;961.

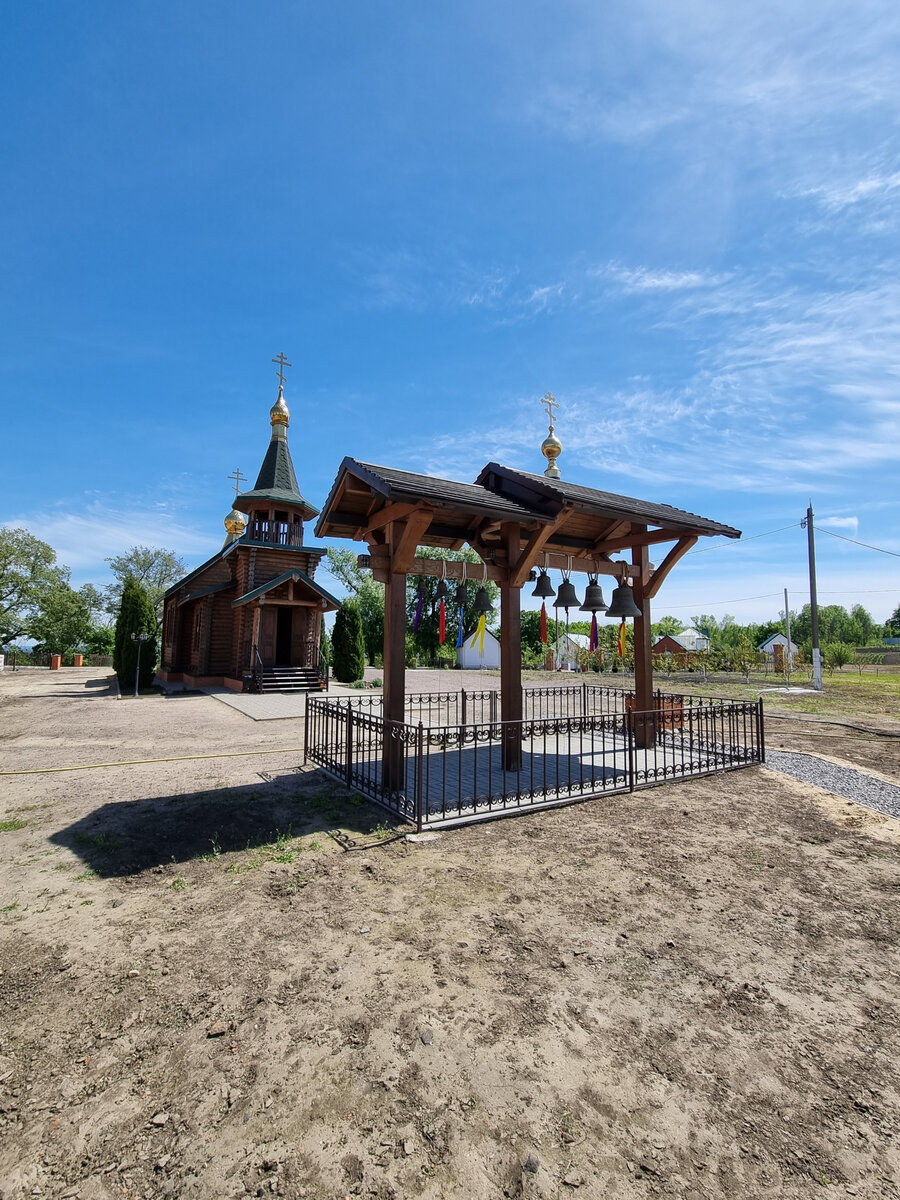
541;429;562;479
224;507;247;537
270;382;290;428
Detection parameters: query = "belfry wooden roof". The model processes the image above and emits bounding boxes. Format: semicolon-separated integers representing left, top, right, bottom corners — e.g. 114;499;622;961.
315;456;740;567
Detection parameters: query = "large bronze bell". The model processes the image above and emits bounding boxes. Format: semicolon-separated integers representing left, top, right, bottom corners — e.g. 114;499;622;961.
553;577;580;610
473;586;493;614
531;570;555;599
579;577;607;613
605;583;642;619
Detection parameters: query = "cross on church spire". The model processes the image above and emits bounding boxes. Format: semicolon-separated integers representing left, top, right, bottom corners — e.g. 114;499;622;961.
271;351;292;387
227;467;247;497
541;391;559;430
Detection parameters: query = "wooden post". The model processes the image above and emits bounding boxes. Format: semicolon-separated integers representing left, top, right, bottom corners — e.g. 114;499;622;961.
631;542;654;749
500;523;522;772
382;566;407;793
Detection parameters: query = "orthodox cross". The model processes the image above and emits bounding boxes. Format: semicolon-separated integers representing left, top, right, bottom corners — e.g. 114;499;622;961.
271;352;292;386
227;468;247;497
541;391;559;430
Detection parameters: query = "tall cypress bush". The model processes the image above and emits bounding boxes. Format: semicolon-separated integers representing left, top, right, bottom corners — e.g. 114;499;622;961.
332;603;365;683
115;577;158;692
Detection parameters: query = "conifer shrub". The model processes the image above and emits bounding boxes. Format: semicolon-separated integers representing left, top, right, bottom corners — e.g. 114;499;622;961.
332;602;365;683
115;577;158;692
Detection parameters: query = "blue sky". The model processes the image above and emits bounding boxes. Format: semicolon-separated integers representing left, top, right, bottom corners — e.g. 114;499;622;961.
2;0;898;625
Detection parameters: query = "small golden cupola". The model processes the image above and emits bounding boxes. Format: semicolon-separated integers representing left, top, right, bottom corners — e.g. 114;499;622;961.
540;391;562;479
222;467;249;547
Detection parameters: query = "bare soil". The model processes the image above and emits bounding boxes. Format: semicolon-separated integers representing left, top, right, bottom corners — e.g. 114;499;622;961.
1;668;899;1200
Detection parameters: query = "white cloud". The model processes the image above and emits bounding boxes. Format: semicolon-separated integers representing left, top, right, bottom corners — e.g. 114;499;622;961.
3;500;217;580
818;516;859;533
599;263;730;292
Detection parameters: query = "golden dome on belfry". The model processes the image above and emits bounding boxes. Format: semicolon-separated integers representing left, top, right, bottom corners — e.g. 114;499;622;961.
270;382;290;428
224;507;247;538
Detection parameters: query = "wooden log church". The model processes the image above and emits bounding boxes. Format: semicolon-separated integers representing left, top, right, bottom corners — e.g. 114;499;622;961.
159;359;340;692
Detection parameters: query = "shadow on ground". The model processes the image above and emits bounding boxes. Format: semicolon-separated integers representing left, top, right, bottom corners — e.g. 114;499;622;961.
49;768;396;877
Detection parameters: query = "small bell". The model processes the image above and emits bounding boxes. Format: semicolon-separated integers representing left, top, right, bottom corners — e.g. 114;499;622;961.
434;578;450;601
579;577;607;613
605;582;642;619
454;581;468;606
553;577;580;610
473;586;493;614
531;570;555;599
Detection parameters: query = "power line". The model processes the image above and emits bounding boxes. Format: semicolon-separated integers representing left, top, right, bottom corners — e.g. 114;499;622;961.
817;527;900;558
687;523;801;555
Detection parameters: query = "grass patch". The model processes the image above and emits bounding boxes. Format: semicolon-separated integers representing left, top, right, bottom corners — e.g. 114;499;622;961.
0;819;27;832
74;869;98;881
170;876;188;890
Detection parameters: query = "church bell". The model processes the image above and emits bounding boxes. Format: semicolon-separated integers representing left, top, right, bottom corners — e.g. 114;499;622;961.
605;583;642;619
553;578;580;610
473;586;493;614
579;577;608;613
531;570;555;599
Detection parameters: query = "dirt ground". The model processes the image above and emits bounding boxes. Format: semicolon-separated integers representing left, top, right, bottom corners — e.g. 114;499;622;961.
1;669;899;1200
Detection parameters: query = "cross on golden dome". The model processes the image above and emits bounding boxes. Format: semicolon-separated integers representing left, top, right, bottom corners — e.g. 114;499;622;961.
541;391;559;430
271;352;292;387
227;467;247;497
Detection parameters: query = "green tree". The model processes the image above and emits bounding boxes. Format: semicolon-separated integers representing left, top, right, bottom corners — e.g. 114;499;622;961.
332;602;365;683
887;604;900;638
824;642;855;671
0;528;68;644
104;546;186;634
114;578;157;692
83;625;116;656
324;548;384;665
521;610;546;657
30;584;93;655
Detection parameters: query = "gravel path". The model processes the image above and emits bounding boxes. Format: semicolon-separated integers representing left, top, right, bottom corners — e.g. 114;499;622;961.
766;749;900;820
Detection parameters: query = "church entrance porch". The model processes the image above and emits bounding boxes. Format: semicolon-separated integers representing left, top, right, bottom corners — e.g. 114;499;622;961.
276;606;293;665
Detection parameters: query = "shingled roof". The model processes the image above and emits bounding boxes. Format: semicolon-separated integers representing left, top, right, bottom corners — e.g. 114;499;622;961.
236;437;319;518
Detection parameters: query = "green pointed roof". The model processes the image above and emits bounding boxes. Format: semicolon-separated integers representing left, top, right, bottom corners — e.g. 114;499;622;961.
235;422;319;519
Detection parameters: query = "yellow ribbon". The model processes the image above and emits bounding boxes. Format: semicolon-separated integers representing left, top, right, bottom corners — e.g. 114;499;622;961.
469;612;486;655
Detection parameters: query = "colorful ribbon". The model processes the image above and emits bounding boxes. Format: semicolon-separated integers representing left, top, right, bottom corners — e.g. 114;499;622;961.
617;619;626;657
469;612;486;655
540;601;547;644
590;613;598;651
456;610;464;648
439;598;446;645
412;587;424;632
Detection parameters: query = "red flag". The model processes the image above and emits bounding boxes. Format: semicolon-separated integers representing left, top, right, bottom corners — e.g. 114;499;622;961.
540;602;547;644
439;598;446;645
617;619;626;657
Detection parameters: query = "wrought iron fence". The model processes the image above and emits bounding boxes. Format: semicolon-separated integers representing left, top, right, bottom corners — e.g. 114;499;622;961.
305;686;764;830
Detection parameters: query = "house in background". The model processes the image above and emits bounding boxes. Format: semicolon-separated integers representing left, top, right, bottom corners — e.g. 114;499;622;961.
553;631;591;670
457;627;501;669
758;632;799;667
652;628;710;660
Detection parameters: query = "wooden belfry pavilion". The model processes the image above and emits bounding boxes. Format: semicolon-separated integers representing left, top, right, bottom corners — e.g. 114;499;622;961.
314;395;742;794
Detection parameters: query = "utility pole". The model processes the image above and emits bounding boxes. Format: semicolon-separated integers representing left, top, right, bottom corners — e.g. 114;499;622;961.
784;587;792;684
802;503;823;691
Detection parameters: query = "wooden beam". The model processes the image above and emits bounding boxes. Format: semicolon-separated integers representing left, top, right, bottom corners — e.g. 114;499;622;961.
500;523;523;772
646;536;698;599
390;510;435;574
509;506;572;588
631;542;654;750
592;528;680;556
357;552;636;581
382;568;407;792
362;500;420;537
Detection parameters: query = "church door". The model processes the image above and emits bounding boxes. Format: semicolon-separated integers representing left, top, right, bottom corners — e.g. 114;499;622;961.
259;606;277;665
275;607;293;665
